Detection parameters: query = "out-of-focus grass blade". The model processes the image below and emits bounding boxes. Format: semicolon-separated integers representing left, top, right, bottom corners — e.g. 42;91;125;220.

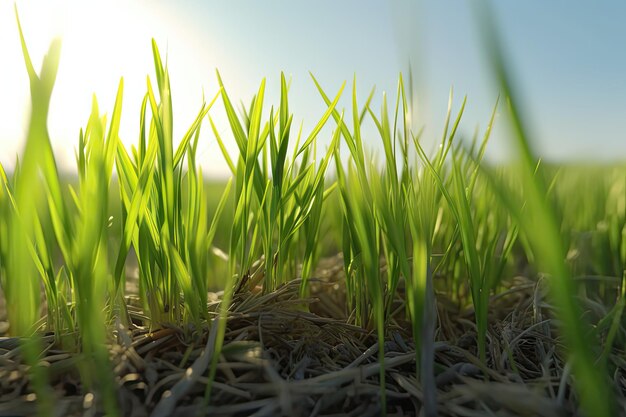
474;2;614;416
10;7;61;412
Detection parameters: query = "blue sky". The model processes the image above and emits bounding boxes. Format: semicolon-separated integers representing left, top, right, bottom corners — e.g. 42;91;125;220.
1;0;625;175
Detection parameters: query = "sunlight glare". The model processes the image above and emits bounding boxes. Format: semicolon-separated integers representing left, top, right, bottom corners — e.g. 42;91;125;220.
0;0;228;175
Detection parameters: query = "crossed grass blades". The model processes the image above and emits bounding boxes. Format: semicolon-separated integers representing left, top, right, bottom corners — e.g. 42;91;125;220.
0;6;624;417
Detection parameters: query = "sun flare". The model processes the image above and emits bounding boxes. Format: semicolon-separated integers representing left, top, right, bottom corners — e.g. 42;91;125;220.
0;0;222;173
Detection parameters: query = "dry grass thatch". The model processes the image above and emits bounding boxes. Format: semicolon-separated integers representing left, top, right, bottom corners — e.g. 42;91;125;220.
0;256;625;417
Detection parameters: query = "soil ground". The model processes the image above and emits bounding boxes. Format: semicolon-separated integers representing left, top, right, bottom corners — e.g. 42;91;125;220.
0;255;625;416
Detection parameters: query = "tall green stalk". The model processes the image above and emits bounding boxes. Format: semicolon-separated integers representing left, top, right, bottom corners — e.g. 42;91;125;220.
475;2;615;415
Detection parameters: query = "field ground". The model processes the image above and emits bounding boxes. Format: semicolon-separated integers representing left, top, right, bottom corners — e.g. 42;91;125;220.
1;253;624;416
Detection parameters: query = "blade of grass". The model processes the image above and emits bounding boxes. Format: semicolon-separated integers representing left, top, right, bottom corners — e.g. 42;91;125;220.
475;2;614;415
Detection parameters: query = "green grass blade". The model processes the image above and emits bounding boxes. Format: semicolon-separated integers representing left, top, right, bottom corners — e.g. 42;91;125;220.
475;2;614;415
